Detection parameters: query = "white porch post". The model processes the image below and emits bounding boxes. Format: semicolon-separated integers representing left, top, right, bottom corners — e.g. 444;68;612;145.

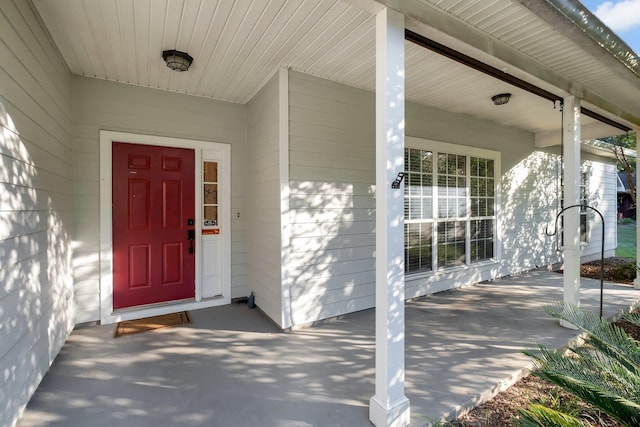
369;7;410;427
562;96;581;326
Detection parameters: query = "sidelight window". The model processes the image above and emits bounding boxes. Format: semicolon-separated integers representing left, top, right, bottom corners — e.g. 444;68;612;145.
203;161;219;228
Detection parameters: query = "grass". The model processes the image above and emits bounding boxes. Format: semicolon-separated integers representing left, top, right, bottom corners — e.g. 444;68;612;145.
616;219;637;259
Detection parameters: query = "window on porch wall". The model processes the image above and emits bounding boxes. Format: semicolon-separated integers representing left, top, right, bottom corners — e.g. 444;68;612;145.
404;146;497;274
559;164;591;246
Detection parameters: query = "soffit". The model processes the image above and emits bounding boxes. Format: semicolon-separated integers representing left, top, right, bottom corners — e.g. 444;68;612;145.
32;0;376;104
410;0;640;128
32;0;636;136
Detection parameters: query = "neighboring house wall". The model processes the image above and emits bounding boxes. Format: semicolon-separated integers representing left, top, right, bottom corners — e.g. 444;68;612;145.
71;76;249;323
247;74;285;326
286;72;616;326
0;2;75;427
581;153;618;261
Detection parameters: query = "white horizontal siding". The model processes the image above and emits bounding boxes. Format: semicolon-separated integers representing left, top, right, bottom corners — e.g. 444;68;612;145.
287;71;621;326
247;74;284;326
71;76;248;323
0;1;74;427
581;154;617;260
497;149;563;275
288;71;375;325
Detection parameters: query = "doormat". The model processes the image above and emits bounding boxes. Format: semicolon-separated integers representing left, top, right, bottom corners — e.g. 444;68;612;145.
114;311;192;338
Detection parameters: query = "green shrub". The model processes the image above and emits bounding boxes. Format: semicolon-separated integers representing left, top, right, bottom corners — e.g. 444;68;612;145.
523;303;640;426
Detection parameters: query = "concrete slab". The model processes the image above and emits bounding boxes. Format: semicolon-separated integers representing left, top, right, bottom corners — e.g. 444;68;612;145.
16;271;640;427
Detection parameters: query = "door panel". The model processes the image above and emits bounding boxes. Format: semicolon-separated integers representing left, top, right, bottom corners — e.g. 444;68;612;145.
113;142;195;309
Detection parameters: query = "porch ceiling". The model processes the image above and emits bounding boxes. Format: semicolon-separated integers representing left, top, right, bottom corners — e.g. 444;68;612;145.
32;0;639;137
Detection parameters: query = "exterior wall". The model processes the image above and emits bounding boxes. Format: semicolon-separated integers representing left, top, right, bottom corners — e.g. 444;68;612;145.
71;76;248;323
288;71;376;325
405;102;550;296
581;153;618;261
0;2;75;426
286;72;617;326
499;148;562;276
247;74;285;326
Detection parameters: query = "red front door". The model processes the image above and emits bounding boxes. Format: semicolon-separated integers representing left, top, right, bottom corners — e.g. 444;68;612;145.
112;142;196;309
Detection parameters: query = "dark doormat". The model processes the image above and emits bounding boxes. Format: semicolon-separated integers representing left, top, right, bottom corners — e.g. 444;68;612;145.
114;311;192;338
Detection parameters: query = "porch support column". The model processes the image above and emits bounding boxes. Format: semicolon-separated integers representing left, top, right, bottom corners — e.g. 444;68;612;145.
562;96;581;326
370;7;410;427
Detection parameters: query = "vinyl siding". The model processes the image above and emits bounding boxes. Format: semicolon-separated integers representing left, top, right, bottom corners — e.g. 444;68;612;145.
286;71;617;326
71;76;248;323
247;74;284;327
581;153;618;261
0;2;74;427
288;71;375;325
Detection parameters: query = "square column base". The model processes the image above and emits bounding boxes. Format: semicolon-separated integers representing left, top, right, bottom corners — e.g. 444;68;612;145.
369;395;410;427
634;278;640;289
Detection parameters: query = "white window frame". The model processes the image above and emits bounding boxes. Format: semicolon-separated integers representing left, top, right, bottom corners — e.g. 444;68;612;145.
405;137;502;276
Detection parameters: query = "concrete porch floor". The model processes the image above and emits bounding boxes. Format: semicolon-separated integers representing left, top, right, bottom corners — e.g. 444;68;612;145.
17;271;640;427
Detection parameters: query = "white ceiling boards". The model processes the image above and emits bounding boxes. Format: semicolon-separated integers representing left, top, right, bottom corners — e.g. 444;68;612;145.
33;0;640;137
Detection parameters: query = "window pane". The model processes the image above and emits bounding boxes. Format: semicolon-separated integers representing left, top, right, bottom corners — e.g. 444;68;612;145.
409;149;421;172
580;213;588;243
437;221;466;268
405;222;432;273
458;197;466;217
409;173;421;196
204;184;217;204
410;198;421;219
204;206;218;225
421;151;433;173
470;219;493;263
457;156;466;175
438;198;448;217
438;153;447;174
204;162;218;182
487;160;494;178
422;198;433;219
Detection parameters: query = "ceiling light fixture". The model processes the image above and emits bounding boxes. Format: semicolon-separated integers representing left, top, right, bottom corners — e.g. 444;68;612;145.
491;93;512;106
162;50;193;72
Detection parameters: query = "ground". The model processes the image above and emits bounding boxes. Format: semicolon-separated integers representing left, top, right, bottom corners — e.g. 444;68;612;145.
616;219;636;259
452;315;640;427
452;255;639;427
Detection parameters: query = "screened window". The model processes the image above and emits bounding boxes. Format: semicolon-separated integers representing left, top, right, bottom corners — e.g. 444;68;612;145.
404;143;498;274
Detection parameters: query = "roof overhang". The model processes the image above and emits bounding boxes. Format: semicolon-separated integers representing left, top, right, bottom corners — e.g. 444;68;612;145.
581;139;637;160
33;0;640;138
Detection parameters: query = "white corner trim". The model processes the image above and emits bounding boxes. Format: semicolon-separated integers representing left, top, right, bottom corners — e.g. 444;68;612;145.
279;68;293;329
99;130;231;324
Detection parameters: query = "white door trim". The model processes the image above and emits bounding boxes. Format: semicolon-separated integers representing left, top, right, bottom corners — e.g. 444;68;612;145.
99;130;231;324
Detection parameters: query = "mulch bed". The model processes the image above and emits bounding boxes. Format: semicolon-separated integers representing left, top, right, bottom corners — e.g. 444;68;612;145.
452;257;639;426
579;256;636;285
453;318;640;427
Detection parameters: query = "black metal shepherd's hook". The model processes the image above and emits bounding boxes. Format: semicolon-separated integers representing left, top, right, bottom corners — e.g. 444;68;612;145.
545;204;605;318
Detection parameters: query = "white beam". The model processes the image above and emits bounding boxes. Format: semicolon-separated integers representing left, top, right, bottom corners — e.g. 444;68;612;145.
562;96;581;327
535;122;624;148
369;7;410;427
